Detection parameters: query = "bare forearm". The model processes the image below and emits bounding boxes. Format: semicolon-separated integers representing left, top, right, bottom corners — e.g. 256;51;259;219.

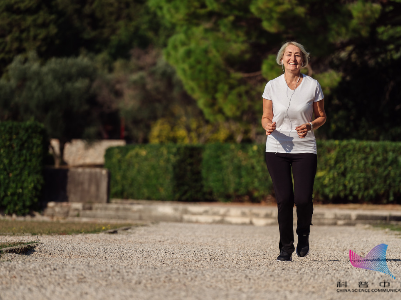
311;116;326;130
261;116;272;129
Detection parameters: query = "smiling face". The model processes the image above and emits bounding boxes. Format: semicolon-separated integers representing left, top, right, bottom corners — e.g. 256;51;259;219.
281;44;303;73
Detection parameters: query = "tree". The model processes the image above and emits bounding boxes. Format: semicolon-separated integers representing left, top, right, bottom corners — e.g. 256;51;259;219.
321;0;401;141
0;53;99;166
149;0;401;141
0;0;165;74
93;47;203;143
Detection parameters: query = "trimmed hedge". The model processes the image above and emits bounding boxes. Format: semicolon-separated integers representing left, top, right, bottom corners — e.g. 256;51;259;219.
315;140;401;202
105;144;205;201
202;144;272;202
0;122;47;214
105;141;401;203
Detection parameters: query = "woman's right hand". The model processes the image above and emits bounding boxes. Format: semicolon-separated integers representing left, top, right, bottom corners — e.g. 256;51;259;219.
265;122;276;135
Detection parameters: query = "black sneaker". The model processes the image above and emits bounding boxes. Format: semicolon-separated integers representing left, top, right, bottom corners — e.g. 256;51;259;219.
296;235;309;257
277;250;292;262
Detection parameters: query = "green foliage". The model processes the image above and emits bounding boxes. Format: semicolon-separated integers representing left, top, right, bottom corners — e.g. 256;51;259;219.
94;48;203;143
149;0;401;141
313;70;342;97
105;141;401;203
104;144;205;201
0;53;100;164
148;0;353;122
202;144;272;202
0;121;47;215
0;53;96;136
315;140;401;203
0;0;59;73
322;57;401;141
0;0;165;73
149;117;255;144
261;55;282;82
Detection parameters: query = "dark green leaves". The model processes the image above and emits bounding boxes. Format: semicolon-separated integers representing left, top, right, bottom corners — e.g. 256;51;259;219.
0;121;47;215
105;141;401;203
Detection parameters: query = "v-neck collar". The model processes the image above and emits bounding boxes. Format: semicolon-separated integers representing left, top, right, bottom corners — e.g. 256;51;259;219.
282;73;305;91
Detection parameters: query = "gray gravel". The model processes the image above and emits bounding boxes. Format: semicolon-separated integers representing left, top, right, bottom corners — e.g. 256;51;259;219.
1;223;401;300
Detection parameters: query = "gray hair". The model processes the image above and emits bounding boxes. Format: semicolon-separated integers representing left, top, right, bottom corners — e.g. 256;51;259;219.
276;41;310;68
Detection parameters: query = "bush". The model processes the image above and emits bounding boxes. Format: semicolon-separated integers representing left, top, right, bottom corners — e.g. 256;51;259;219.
105;141;401;203
315;140;401;203
202;144;272;202
0;121;47;214
105;144;205;201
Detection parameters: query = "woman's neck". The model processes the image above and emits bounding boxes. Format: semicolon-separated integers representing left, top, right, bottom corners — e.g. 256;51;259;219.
284;71;301;83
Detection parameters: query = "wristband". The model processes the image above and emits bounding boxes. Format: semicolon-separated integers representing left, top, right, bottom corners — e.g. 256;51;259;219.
309;122;313;130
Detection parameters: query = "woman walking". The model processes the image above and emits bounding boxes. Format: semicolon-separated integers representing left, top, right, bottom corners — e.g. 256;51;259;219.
261;41;327;261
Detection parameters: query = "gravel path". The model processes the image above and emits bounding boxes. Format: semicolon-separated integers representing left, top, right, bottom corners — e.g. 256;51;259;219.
1;223;401;300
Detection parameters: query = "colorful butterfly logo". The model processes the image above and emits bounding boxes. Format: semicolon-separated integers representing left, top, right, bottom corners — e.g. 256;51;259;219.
349;244;396;279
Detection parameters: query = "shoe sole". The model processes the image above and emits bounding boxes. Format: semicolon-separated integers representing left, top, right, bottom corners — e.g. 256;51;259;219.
276;258;292;262
296;248;309;257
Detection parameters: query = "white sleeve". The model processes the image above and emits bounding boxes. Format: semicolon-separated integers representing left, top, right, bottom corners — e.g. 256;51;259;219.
262;82;272;100
314;81;324;102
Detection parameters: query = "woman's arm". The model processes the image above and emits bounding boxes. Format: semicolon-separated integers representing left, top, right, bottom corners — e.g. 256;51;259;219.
261;98;276;135
311;99;326;130
295;99;327;138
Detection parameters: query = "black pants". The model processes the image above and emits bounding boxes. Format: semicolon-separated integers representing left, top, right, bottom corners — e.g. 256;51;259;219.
265;152;317;254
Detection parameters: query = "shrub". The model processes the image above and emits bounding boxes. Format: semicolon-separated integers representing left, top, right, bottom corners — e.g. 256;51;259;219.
105;144;204;201
202;143;272;202
315;140;401;203
0;121;47;214
105;141;401;203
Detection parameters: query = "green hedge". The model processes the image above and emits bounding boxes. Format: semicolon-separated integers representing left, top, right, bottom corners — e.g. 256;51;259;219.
0;122;47;214
202;144;272;202
315;140;401;202
105;144;205;201
105;141;401;203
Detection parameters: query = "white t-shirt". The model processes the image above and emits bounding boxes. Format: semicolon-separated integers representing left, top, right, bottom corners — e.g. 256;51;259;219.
262;74;324;154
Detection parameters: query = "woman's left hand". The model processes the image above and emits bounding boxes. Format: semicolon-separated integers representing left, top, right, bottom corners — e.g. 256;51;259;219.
295;123;311;138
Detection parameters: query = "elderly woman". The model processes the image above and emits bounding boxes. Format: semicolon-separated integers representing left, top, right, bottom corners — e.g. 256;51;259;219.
261;41;327;262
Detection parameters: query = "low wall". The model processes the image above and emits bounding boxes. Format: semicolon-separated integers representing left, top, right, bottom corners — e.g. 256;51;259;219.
42;200;401;226
50;139;126;166
42;167;110;206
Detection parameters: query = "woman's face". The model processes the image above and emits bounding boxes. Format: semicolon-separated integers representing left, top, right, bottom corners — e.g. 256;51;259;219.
281;44;303;73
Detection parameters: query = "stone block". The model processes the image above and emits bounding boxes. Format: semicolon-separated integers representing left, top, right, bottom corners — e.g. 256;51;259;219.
50;139;126;166
223;216;251;225
355;214;388;221
209;207;229;216
312;219;338;226
389;215;401;222
155;205;181;215
182;215;223;223
335;213;352;220
336;220;356;226
251;218;277;226
70;203;84;210
225;208;250;218
324;212;336;219
42;167;110;205
67;168;109;203
186;206;210;215
250;208;274;218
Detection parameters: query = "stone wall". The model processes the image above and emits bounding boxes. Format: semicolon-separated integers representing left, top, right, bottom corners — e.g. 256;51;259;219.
42;167;110;206
42;200;401;225
50;139;126;166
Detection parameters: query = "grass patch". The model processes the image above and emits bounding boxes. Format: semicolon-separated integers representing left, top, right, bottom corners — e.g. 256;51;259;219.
0;220;138;236
0;241;33;250
0;242;38;252
373;223;401;233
